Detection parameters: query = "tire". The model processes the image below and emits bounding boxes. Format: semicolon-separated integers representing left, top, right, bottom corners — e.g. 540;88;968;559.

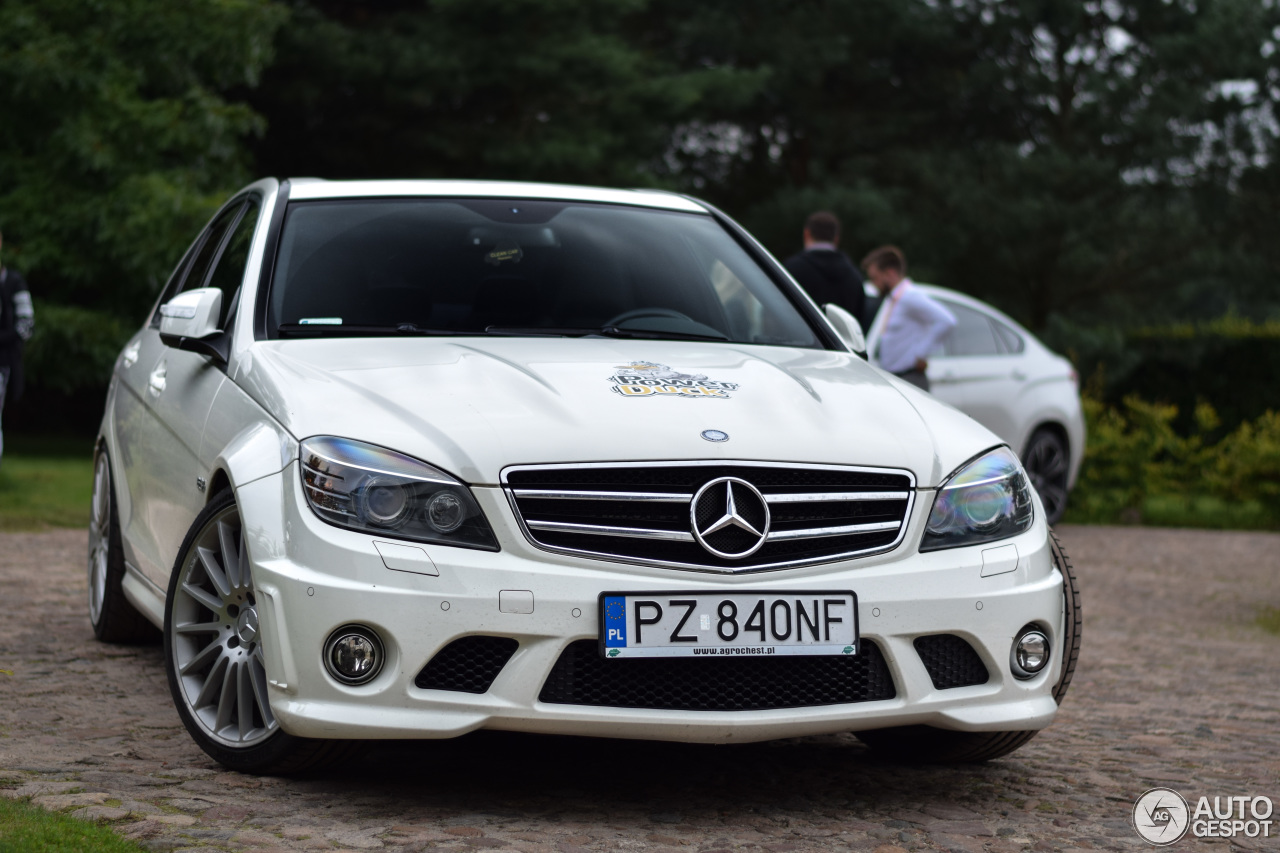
856;530;1081;763
88;448;159;643
1023;428;1071;525
163;488;354;774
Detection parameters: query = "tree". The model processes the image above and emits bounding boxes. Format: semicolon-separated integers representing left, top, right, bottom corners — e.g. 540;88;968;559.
247;0;748;186
645;0;1280;329
0;0;286;314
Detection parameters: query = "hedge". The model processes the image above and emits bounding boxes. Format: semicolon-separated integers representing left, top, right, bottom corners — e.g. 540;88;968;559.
1047;316;1280;434
1065;395;1280;529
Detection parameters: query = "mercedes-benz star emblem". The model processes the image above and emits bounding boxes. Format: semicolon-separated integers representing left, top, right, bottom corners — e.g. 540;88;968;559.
690;477;770;559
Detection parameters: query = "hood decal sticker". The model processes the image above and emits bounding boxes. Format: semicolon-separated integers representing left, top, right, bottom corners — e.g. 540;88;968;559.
609;361;739;399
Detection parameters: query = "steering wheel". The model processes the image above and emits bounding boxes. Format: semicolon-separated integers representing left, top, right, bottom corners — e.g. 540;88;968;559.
605;307;696;327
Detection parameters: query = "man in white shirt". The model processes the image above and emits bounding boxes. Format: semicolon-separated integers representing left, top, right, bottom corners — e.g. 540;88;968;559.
861;245;955;392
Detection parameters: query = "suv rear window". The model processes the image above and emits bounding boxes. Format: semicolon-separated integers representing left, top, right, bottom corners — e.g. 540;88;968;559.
267;199;820;348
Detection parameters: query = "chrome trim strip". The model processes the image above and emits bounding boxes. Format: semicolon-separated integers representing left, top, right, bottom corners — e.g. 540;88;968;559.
501;460;917;574
513;489;692;503
766;520;902;541
501;458;917;488
526;519;695;542
765;491;909;504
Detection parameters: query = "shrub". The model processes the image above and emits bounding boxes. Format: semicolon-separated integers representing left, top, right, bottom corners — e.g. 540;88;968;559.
1067;394;1279;529
6;300;137;436
22;300;134;395
1048;317;1280;435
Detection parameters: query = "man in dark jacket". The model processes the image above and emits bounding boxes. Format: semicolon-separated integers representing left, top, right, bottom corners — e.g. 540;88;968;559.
0;229;35;467
782;211;867;331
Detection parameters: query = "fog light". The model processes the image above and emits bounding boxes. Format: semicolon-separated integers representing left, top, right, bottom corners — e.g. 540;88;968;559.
1010;626;1050;679
323;625;385;685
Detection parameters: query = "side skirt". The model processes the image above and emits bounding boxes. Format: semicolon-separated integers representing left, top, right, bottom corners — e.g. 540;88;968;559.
122;561;167;630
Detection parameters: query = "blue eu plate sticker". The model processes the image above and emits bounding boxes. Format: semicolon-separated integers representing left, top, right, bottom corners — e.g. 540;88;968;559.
603;596;627;648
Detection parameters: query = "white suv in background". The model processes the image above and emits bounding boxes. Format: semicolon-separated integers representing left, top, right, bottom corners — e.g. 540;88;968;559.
866;284;1084;524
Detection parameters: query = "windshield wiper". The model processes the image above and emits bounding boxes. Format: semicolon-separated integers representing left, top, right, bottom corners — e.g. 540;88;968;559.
278;323;481;337
484;325;730;342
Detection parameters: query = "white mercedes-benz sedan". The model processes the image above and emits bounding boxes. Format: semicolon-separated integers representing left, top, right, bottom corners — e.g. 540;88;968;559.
89;179;1080;774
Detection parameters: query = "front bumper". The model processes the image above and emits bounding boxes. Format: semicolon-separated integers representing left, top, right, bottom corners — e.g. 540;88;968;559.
238;465;1064;744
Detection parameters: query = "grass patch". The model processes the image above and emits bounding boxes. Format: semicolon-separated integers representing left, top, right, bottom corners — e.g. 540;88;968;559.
1063;493;1275;530
0;796;149;852
0;434;94;532
1257;607;1280;636
1140;494;1275;530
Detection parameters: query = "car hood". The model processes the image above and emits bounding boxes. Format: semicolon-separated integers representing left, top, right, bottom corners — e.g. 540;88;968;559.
235;338;1001;487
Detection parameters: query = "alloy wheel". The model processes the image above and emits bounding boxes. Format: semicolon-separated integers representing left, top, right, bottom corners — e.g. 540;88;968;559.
1024;431;1069;523
87;454;112;625
169;505;277;748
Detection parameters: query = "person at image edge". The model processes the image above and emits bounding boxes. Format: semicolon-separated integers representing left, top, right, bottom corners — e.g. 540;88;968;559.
0;228;35;468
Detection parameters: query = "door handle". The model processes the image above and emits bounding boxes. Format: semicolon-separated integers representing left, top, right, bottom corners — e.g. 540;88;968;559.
121;340;141;369
148;364;167;396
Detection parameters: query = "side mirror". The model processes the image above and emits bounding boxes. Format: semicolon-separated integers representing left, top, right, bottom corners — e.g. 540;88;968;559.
824;303;866;355
159;288;228;364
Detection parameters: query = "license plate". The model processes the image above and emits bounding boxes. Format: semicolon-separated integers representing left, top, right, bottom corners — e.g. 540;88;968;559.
598;591;858;659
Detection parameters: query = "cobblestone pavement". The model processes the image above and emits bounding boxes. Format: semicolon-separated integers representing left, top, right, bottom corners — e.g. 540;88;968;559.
2;525;1278;853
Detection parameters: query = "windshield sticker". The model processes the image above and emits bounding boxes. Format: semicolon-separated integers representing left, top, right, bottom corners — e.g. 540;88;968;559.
485;241;524;266
609;361;739;399
299;317;342;325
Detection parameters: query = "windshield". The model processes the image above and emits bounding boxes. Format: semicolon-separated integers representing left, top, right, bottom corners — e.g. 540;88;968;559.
267;198;821;348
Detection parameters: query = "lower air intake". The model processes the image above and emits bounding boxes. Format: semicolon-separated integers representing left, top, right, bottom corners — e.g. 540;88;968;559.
415;636;519;693
914;634;989;689
539;639;895;711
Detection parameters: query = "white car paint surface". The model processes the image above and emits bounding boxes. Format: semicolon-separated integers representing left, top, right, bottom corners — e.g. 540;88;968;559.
90;178;1078;772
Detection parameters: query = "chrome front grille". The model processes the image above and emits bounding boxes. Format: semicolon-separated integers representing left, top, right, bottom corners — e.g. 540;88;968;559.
503;462;915;572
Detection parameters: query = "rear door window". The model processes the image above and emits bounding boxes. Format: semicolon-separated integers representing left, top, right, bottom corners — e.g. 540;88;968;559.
992;319;1025;354
938;301;1001;357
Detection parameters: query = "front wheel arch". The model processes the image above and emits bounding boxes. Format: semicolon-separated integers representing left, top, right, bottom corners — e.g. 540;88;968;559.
162;488;352;774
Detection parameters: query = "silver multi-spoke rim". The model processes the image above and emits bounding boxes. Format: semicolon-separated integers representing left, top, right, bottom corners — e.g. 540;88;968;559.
171;505;277;748
88;454;111;625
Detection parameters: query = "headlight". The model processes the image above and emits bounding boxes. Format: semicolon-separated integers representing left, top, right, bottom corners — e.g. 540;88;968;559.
300;437;498;550
920;447;1034;552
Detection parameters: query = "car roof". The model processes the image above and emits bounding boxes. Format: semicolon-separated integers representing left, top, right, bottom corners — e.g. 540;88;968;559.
910;283;1033;335
285;179;711;214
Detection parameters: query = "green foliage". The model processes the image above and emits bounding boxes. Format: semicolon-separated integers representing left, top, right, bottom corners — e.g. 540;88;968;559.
21;301;135;395
0;796;149;852
643;0;1280;329
1049;317;1280;432
1066;395;1280;529
0;0;286;316
248;0;742;186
